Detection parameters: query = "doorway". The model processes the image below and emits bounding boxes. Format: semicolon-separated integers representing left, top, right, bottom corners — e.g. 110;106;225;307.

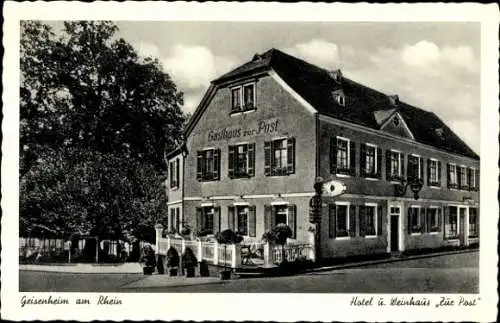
390;216;399;252
388;205;402;253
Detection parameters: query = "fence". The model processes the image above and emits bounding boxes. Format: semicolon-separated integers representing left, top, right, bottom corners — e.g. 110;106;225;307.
156;235;313;268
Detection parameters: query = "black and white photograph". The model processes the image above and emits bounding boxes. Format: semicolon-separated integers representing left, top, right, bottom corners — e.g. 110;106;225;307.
2;2;498;322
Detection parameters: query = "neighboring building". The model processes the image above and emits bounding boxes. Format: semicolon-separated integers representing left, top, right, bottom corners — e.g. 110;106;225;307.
166;48;479;259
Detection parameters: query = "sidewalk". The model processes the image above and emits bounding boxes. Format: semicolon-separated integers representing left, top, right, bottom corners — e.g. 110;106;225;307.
120;275;222;290
19;262;143;274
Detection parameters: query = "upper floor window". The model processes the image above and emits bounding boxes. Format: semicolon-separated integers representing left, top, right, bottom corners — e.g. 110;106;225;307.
447;163;458;189
331;136;355;176
407;154;423;181
427;158;441;187
196;149;220;181
458;166;469;190
386;150;404;182
264;138;295;176
469;167;479;191
228;143;255;178
360;143;381;178
231;83;256;113
169;158;180;188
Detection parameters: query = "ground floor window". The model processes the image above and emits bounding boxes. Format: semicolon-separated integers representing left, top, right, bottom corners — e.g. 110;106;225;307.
169;207;181;233
408;206;422;234
445;206;459;239
363;205;377;236
335;204;349;237
274;205;288;226
426;207;441;233
198;207;214;234
236;206;249;236
469;208;478;237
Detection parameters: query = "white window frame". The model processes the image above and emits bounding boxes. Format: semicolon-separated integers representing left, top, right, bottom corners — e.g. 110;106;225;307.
236;205;250;236
448;163;458;186
335;201;350;240
428;206;440;234
410;153;423;180
230;86;242;112
169;158;179;189
364;202;378;238
390;149;403;180
365;143;378;177
231;82;256;114
429;158;440;187
409;205;422;236
459;165;468;189
470;167;477;189
274;204;289;226
445;205;461;240
336;136;351;176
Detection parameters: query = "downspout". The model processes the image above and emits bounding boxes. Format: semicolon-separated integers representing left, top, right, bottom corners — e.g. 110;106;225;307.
315;112;320;178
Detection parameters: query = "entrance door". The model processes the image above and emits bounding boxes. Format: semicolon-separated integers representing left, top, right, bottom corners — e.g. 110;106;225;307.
390;216;399;252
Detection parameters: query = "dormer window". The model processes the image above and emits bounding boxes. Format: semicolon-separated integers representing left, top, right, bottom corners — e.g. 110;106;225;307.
392;116;400;127
332;90;345;107
329;69;343;84
389;95;399;106
231;83;256;113
435;128;444;137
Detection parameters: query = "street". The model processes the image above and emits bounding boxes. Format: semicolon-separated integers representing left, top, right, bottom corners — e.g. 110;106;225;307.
20;251;478;293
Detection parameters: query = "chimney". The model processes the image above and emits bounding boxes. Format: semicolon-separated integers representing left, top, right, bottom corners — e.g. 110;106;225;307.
329;69;343;84
388;95;399;106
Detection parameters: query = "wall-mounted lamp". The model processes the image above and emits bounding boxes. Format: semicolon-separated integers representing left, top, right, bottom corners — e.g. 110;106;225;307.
394;177;423;200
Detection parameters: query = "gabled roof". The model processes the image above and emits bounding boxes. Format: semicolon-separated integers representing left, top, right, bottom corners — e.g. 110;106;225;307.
189;48;479;160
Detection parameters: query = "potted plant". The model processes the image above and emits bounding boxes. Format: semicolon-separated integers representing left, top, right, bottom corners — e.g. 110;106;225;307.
139;244;156;275
262;224;293;265
166;247;180;276
215;229;243;280
181;247;198;277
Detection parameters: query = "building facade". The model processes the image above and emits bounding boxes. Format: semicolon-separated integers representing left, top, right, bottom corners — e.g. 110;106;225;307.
166;49;479;259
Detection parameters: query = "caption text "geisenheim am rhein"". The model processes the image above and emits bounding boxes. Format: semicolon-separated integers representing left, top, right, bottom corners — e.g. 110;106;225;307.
21;295;122;307
350;296;480;308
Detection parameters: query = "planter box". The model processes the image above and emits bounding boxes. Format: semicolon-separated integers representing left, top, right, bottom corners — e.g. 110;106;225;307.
143;266;154;275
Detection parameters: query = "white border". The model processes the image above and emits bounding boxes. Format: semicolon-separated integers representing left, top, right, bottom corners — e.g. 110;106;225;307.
2;2;499;322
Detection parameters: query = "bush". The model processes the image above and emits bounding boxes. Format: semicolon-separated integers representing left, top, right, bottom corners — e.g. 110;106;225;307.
215;229;243;245
166;247;180;268
139;244;156;267
181;247;198;268
262;224;292;245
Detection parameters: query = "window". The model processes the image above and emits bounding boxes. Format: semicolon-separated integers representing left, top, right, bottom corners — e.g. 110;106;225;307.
428;159;441;187
264;138;295;176
408;155;423;181
408;207;423;234
201;207;214;234
445;206;459;239
469;167;479;191
386;150;404;181
392;116;400;127
469;208;478;237
231;83;256;113
336;204;349;238
228;143;255;178
458;166;468;190
275;205;288;226
363;205;377;236
169;158;180;188
331;136;355;176
447;164;458;189
365;145;376;175
361;143;381;178
169;208;180;233
236;206;249;236
332;90;345;107
426;207;440;233
196;149;220;181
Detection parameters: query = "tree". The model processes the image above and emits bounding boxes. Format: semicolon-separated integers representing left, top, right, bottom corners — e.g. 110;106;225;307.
20;21;185;242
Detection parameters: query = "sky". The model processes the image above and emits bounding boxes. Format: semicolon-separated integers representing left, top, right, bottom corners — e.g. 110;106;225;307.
50;21;481;154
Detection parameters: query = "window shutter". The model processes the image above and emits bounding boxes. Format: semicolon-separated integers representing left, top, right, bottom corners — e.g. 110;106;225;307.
437;207;442;232
196;152;203;181
386;150;392;181
420;208;426;233
475;168;480;191
329;204;336;238
330;137;337;174
228;206;235;231
443;207;449;239
228;145;235;178
214;207;221;233
359;205;365;237
248;143;256;177
419;157;423;180
349;141;356;176
457;166;462;188
287;138;295;175
196;207;203;231
401;154;405;179
176;159;180;186
248;206;256;237
407;156;412;180
427;159;431;186
376;147;382;178
377;205;383;236
446;164;451;188
407;208;412;234
213;149;220;180
436;161;441;186
288;204;297;239
349;205;357;237
360;143;366;177
467;167;472;191
264;204;272;232
425;208;431;232
169;162;173;187
264;141;271;176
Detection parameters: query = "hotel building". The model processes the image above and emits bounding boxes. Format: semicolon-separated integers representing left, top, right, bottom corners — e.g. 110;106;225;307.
166;49;479;259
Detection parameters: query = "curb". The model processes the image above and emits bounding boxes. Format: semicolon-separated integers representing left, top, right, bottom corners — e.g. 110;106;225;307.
305;248;478;274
